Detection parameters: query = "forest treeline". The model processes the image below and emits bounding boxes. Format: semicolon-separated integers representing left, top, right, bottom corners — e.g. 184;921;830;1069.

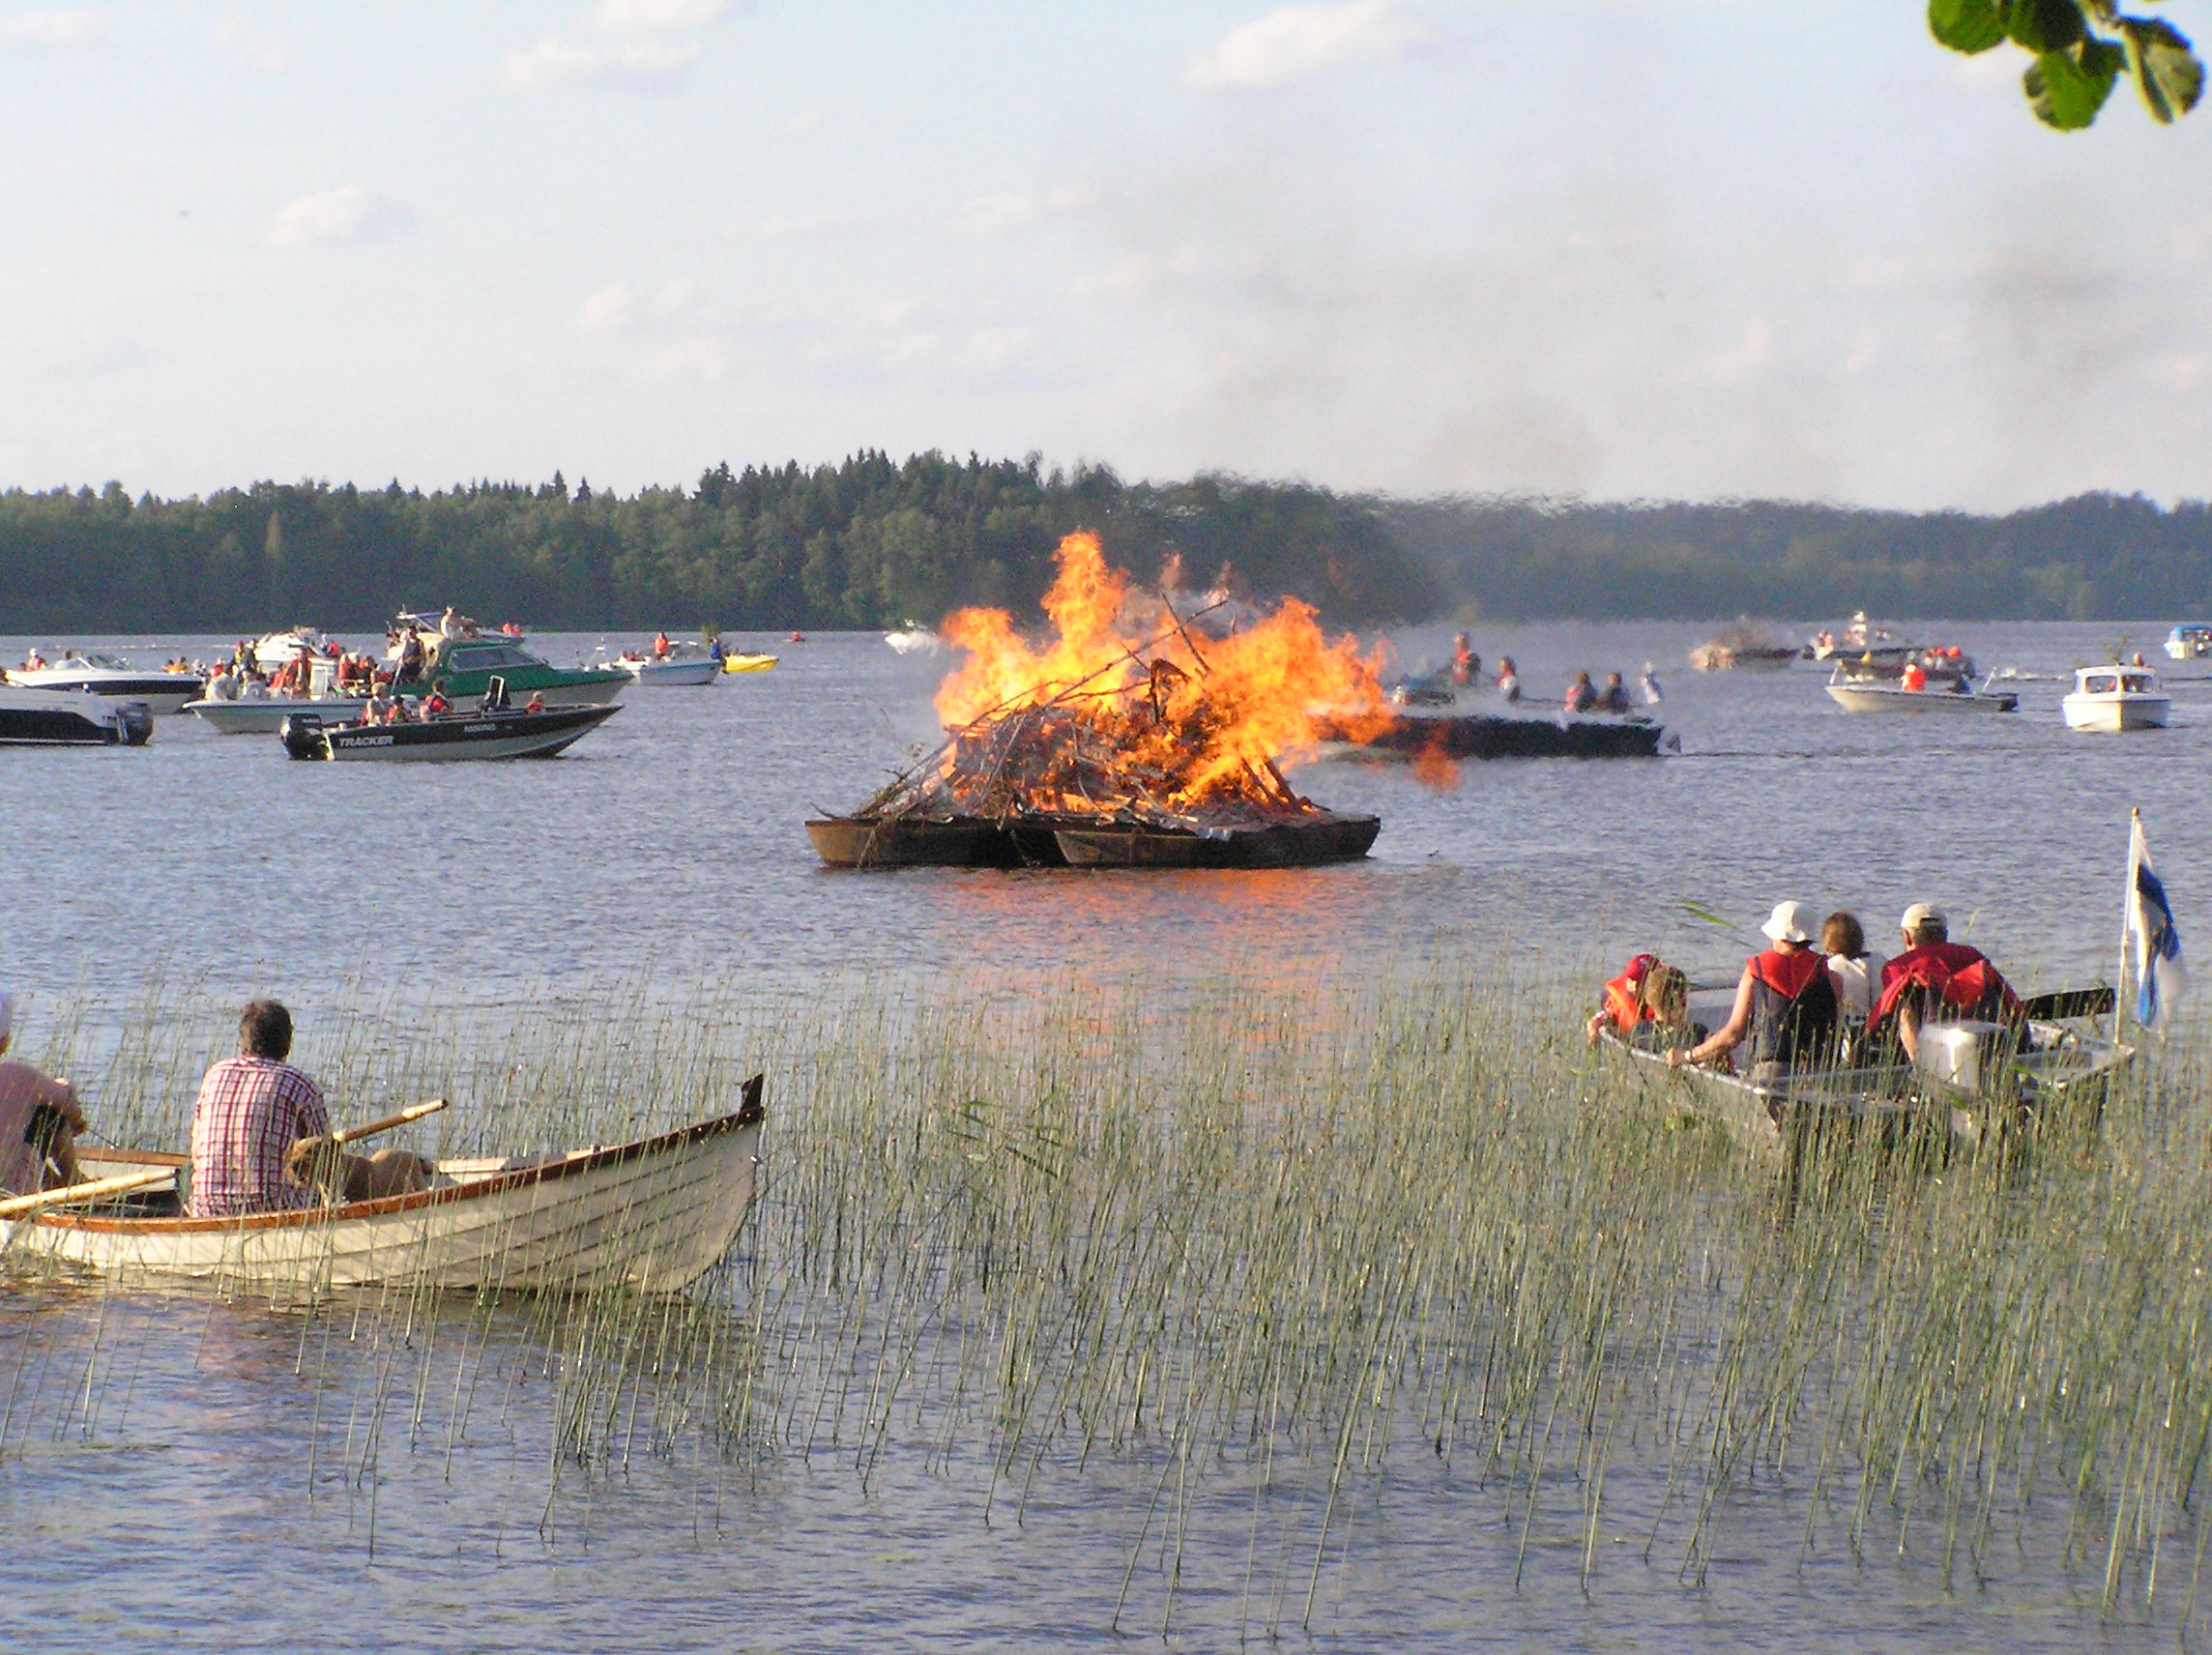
4;451;2211;632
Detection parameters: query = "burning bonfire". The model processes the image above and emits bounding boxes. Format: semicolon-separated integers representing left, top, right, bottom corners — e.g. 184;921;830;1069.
808;532;1392;868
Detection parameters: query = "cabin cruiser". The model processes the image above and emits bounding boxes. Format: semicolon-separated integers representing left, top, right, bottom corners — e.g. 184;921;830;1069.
2061;665;2170;732
2165;625;2212;660
6;652;203;714
1825;666;2018;713
384;613;626;706
0;682;154;746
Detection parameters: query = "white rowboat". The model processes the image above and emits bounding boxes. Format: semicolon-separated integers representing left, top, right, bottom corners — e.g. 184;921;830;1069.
0;1083;764;1293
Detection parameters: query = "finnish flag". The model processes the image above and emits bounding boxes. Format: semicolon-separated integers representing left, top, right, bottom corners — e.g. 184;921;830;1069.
2127;813;2187;1028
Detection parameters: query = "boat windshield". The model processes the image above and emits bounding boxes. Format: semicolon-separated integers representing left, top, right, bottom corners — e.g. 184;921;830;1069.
2083;674;2119;695
2122;673;2156;693
444;644;540;671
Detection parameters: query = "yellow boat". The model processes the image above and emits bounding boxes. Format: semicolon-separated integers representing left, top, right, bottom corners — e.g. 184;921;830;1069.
721;653;779;674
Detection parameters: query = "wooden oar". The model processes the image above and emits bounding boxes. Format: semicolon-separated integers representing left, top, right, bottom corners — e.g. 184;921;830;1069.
0;1167;173;1220
330;1096;447;1146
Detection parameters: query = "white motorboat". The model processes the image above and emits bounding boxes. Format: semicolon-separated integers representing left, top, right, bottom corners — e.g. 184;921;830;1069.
6;652;204;714
2165;625;2212;661
249;627;337;671
1;1084;763;1293
2061;665;2169;732
0;683;154;746
185;651;374;734
600;642;722;685
1825;668;2018;714
885;623;942;655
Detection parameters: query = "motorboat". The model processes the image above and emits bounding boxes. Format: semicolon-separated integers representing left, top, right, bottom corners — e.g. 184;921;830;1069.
721;652;779;673
0;682;154;746
6;652;203;714
280;702;621;761
1825;668;2017;713
2061;665;2170;732
1598;985;2130;1169
1809;612;1915;668
248;627;337;672
1689;620;1801;671
184;651;375;734
0;1083;763;1293
600;642;722;686
885;623;942;655
385;617;627;706
2165;625;2212;660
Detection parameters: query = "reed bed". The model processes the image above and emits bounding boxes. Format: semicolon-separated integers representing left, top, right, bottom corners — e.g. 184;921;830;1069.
3;966;2211;1638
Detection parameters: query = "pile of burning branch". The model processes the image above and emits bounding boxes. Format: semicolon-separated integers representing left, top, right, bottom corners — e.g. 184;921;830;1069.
856;532;1391;832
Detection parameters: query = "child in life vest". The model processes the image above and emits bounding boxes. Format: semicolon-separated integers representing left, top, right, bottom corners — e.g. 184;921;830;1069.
1586;956;1700;1050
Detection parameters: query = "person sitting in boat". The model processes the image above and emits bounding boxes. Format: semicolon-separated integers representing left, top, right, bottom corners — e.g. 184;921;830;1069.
186;1000;335;1217
20;648;45;671
1586;956;1700;1051
0;992;86;1198
1597;672;1633;714
422;688;452;718
240;673;273;702
1565;671;1597;714
1901;659;1929;692
653;630;672;659
1819;911;1887;1029
524;691;546;713
206;663;240;701
1671;902;1840;1083
385;696;412;725
1869;903;2021;1062
1449;633;1479;687
1495;656;1521;704
359;690;391;726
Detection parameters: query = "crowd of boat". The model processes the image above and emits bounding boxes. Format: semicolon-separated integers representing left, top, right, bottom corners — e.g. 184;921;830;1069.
0;610;783;758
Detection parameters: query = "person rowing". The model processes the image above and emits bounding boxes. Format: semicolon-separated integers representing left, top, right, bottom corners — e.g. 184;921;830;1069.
1869;902;2020;1062
0;991;85;1198
1672;901;1840;1084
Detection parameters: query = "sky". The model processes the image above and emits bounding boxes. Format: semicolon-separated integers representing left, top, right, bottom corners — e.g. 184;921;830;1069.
2;0;2209;511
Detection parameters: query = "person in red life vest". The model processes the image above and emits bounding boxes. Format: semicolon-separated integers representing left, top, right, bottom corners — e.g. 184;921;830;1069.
524;691;546;713
1672;901;1840;1082
1870;903;2021;1062
1586;957;1698;1051
1587;953;1660;1045
1901;659;1929;691
422;688;451;718
654;630;671;658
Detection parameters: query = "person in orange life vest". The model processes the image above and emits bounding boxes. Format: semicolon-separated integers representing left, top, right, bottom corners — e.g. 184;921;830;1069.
1671;901;1839;1083
1901;659;1929;691
422;689;451;718
654;630;671;658
1871;903;2020;1062
525;691;546;713
1586;953;1659;1045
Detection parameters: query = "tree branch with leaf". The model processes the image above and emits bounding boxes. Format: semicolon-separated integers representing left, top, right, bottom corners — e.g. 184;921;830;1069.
1932;0;2204;127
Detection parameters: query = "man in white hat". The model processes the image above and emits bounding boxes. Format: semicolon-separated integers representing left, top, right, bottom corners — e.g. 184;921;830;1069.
1672;901;1841;1082
0;993;87;1197
1872;903;2019;1060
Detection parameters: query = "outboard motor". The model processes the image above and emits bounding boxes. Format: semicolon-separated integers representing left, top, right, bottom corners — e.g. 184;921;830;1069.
115;701;155;747
279;712;327;761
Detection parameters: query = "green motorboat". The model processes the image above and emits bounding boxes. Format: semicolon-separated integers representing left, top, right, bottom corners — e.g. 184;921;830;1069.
388;619;627;708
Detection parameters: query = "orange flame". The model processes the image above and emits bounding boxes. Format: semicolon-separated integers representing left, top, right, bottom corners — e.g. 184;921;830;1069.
925;531;1390;821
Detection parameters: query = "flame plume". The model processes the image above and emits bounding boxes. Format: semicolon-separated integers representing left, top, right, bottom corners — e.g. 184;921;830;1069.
885;531;1389;826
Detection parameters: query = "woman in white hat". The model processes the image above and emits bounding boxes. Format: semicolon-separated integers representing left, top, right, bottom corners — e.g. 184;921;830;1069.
1671;901;1841;1083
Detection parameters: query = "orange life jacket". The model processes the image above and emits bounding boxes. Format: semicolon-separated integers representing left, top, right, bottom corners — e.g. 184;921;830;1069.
1600;954;1661;1035
1873;943;2020;1028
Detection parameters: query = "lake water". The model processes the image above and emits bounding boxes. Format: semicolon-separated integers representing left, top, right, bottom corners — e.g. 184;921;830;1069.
0;620;2204;1650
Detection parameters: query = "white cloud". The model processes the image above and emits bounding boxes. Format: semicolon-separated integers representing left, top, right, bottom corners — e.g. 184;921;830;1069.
264;185;413;250
501;35;700;92
0;7;106;51
955;187;1097;237
589;0;731;35
644;335;727;383
1185;0;1431;91
213;12;289;73
577;283;636;331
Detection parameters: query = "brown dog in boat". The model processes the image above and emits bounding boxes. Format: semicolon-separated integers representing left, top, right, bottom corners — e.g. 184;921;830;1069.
284;1135;434;1205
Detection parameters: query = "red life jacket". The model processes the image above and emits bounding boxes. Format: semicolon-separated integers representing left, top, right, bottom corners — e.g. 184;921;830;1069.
1873;943;2020;1028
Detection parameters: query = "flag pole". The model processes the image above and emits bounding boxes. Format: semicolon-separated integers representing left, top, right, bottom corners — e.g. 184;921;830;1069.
2115;806;2141;1043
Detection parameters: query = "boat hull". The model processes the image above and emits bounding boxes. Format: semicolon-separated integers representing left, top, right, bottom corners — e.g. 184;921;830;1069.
721;653;779;673
1826;683;2017;713
186;695;368;735
283;704;621;760
7;668;202;714
805;814;1072;868
0;685;153;746
2062;694;2169;731
617;658;721;685
1053;813;1381;869
1329;713;1663;761
5;1095;764;1294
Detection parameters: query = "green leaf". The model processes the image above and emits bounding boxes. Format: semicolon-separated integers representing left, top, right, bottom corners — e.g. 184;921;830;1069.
1931;0;2007;52
2025;44;2121;127
2003;0;2089;51
2119;16;2204;122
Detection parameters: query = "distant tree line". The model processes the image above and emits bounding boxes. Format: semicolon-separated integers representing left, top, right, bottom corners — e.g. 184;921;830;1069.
1384;490;2212;622
5;454;2211;633
0;453;1437;635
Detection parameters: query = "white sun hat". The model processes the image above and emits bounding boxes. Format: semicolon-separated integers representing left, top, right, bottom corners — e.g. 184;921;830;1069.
1761;901;1815;944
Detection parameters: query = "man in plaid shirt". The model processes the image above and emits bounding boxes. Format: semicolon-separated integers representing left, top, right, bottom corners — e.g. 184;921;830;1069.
188;1000;330;1216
